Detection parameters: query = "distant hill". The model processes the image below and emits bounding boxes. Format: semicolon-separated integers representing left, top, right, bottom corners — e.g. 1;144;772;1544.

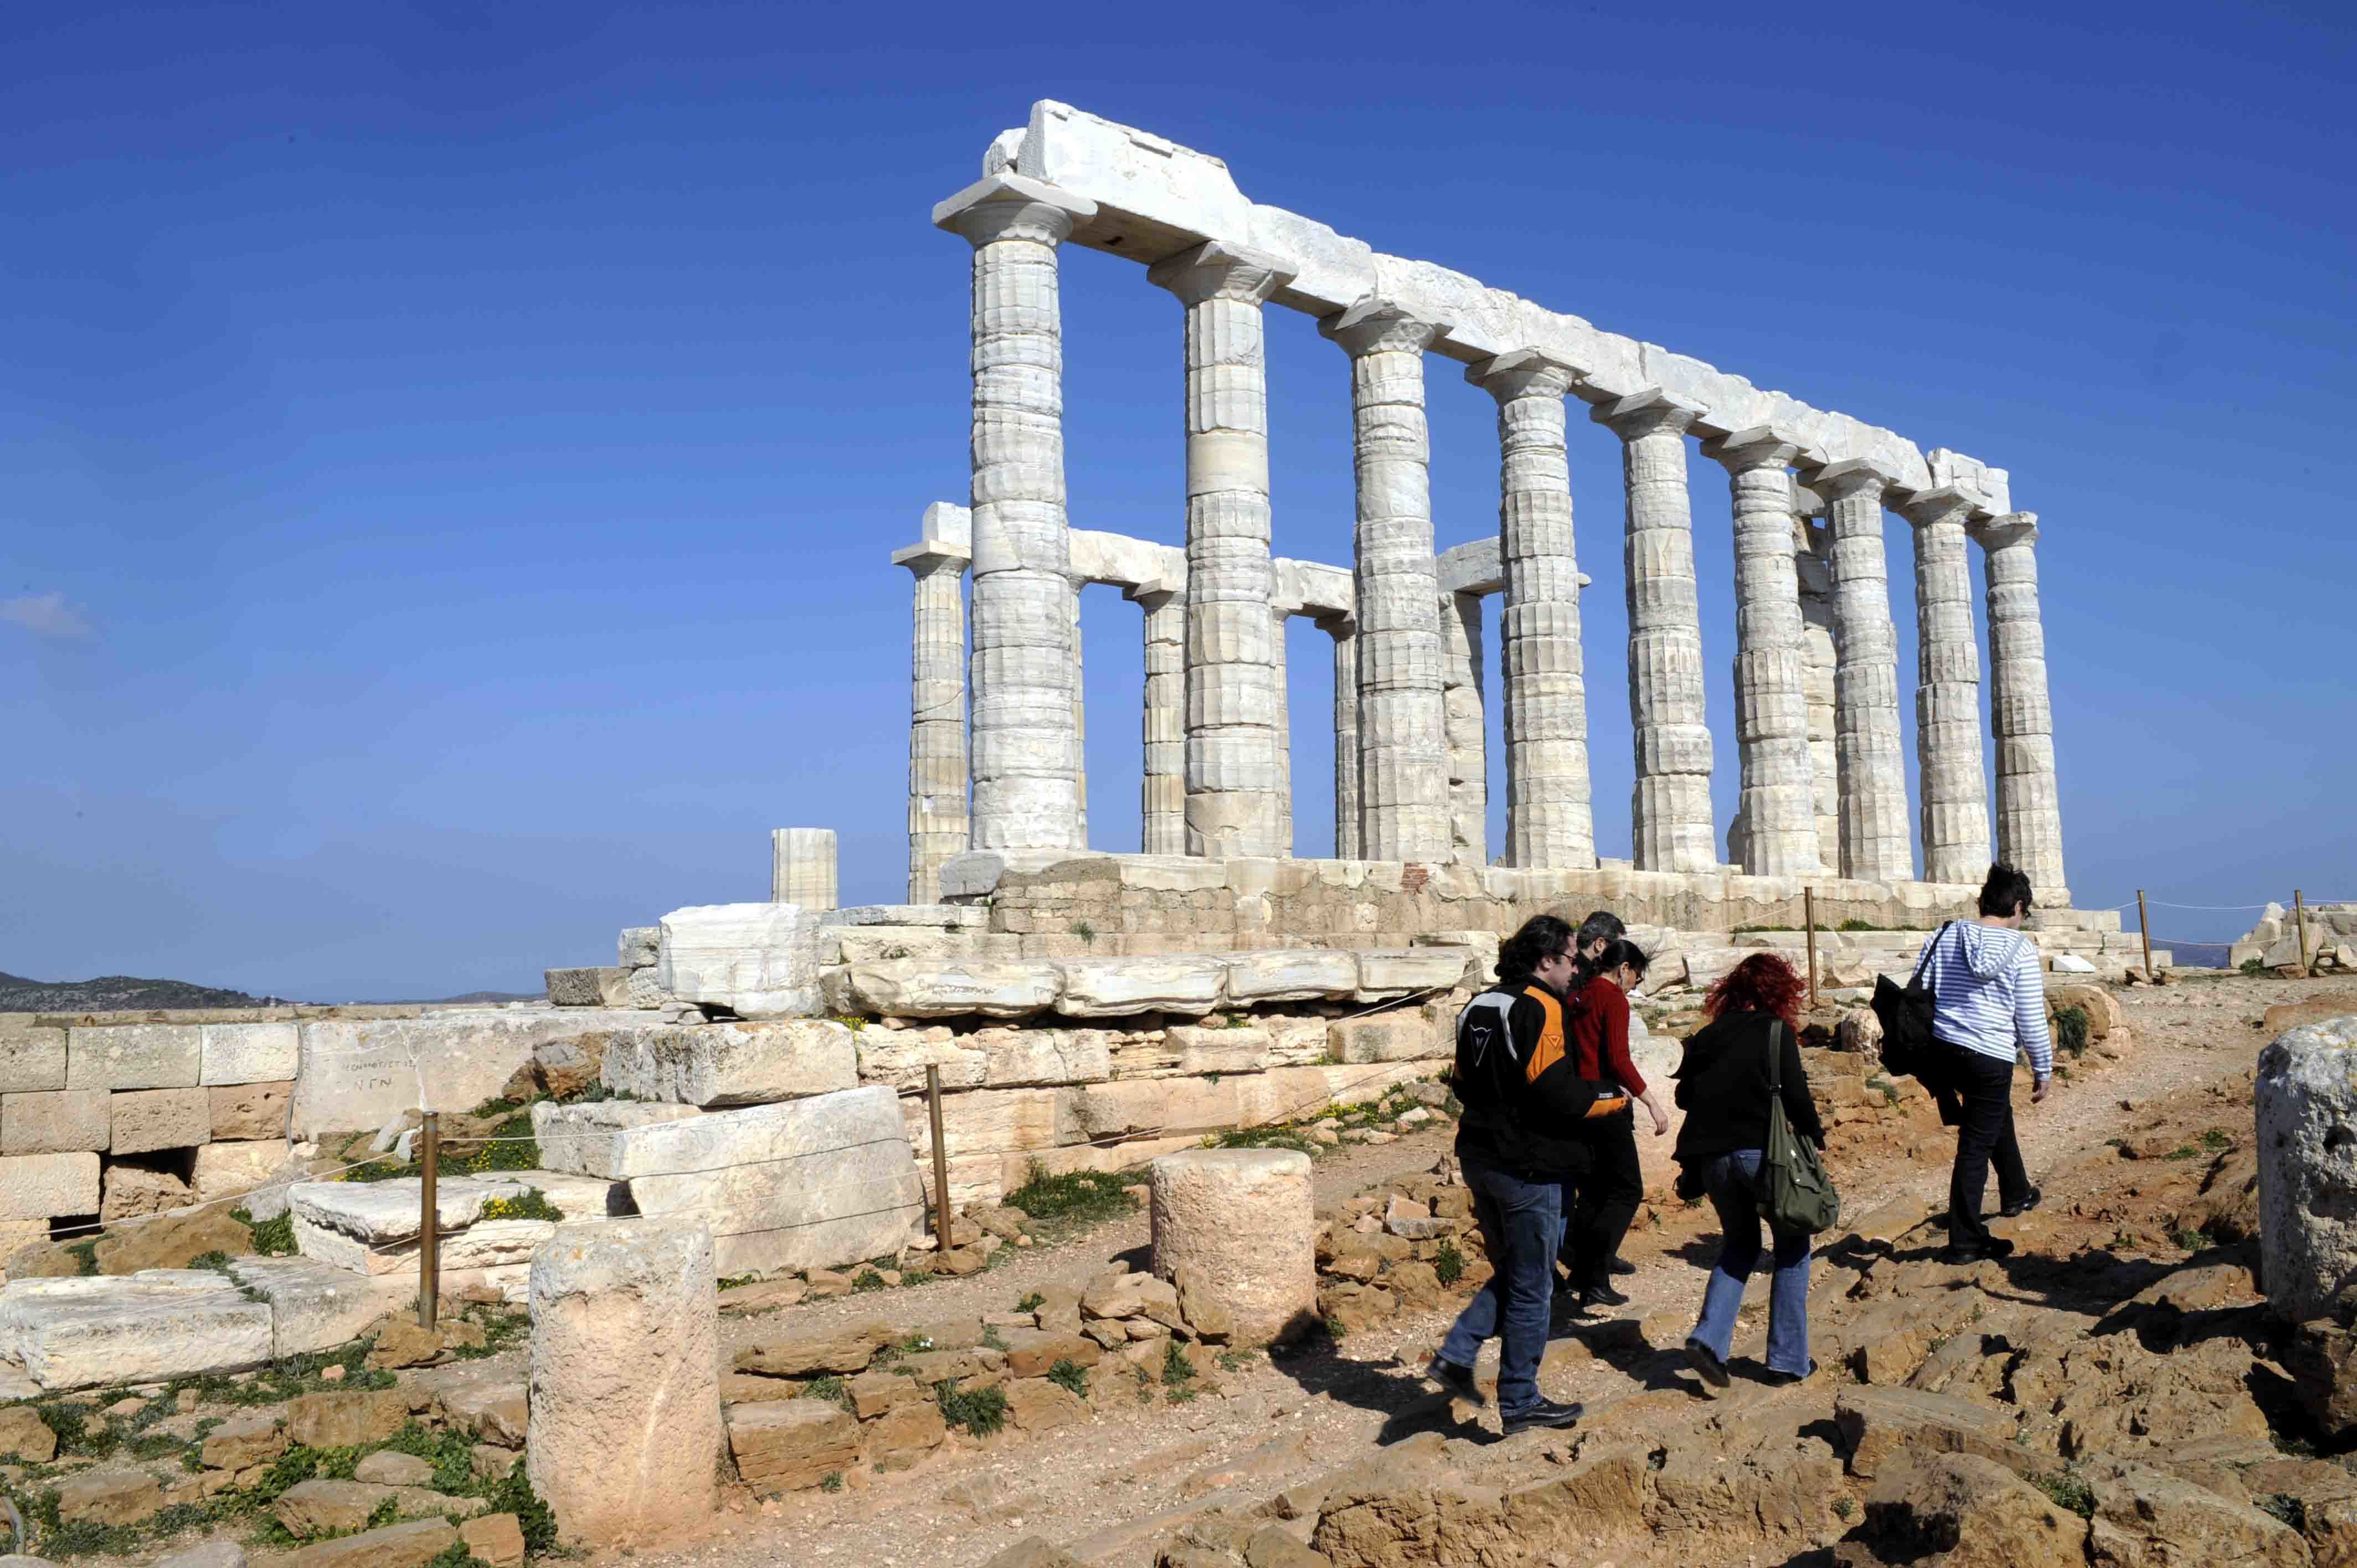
0;971;278;1013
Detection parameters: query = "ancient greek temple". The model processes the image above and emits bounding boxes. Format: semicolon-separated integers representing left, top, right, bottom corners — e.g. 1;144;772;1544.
895;102;2067;911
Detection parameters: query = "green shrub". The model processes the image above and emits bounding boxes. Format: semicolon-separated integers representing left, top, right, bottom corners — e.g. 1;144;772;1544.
1161;1342;1196;1388
477;1188;562;1223
1002;1162;1137;1225
1046;1358;1090;1398
2257;1493;2308;1531
1203;1126;1319;1156
819;1471;843;1493
2052;1005;2090;1058
2031;1472;2094;1518
63;1239;99;1277
852;1268;887;1293
1837;919;1875;932
1433;1238;1465;1287
2200;1128;2232;1151
2242;957;2268;975
1016;1292;1044;1313
935;1381;1008;1437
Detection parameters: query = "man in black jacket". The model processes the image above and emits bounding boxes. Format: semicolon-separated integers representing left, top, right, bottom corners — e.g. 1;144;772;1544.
1426;915;1627;1433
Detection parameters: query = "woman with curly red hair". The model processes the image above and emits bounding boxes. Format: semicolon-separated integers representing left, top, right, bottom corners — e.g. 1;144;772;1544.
1671;952;1825;1392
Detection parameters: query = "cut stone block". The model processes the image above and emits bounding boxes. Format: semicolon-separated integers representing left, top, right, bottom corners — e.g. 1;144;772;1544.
821;904;989;930
0;1151;100;1220
101;1161;194;1221
981;1030;1113;1088
290;1011;656;1141
598;1021;858;1107
544;968;630;1008
530;1102;702;1178
200;1023;300;1087
1328;1014;1441;1064
617;926;661;968
1150;1149;1315;1346
210;1081;292;1141
277;1477;397;1538
230;1257;413;1358
528;1216;720;1545
614;1085;924;1277
1354;949;1474;998
830;960;1062;1019
2;1090;111;1156
64;1025;200;1091
285;1518;457;1568
1223;950;1358;1004
2258;1016;2357;1322
0;1024;67;1093
657;903;822;1019
291;1178;496;1276
1054;957;1225;1018
111;1087;212;1154
0;1270;274;1389
725;1400;860;1493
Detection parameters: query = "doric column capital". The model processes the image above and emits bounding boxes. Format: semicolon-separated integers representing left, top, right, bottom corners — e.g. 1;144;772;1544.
1464;348;1582;402
1314;610;1357;639
891;543;970;577
1318;295;1449;358
1591;386;1706;441
1124;576;1184;610
1969;510;2040;552
1897;484;1980;529
933;173;1098;248
1146;239;1296;307
1805;456;1902;502
1702;425;1813;474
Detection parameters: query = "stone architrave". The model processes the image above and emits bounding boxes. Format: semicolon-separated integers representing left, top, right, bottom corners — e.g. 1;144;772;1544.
1149;1149;1316;1345
1901;487;1994;884
526;1218;721;1545
1130;581;1186;855
1438;591;1486;866
1147;240;1296;859
1973;513;2068;904
1471;349;1592;870
1320;296;1450;863
934;174;1097;853
769;829;837;911
895;527;970;903
1814;460;1912;881
1704;426;1824;875
1594;391;1715;873
2256;1018;2357;1323
1321;616;1360;859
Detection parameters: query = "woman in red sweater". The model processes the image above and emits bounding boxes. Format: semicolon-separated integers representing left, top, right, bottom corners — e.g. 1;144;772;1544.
1559;938;1671;1310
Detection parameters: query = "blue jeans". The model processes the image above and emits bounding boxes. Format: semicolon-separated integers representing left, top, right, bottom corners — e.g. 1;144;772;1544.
1439;1157;1564;1413
1688;1149;1812;1376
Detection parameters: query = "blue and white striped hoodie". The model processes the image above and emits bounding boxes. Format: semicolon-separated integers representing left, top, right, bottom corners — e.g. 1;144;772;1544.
1919;922;2054;1077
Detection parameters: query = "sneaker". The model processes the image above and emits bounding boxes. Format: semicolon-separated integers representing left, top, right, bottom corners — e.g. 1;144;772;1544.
1939;1237;2016;1265
1684;1338;1731;1393
1500;1396;1584;1434
1762;1358;1819;1387
1608;1256;1638;1277
1423;1353;1484;1406
1999;1186;2043;1219
1578;1282;1631;1310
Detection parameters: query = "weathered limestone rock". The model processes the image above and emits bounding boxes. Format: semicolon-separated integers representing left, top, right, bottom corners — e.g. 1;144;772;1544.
100;1161;194;1221
192;1139;294;1203
291;1178;495;1276
0;1270;272;1389
1;1090;110;1156
210;1081;291;1141
202;1411;289;1469
90;1204;251;1274
598;1021;857;1107
277;1478;397;1538
611;1086;924;1276
0;1151;99;1220
618;926;661;968
0;1401;58;1461
0;1021;66;1093
657;903;822;1019
1355;948;1473;997
157;1546;248;1568
527;1218;721;1545
286;1518;457;1568
2256;1016;2357;1321
981;1030;1112;1088
1846;1451;2087;1568
770;828;838;910
230;1257;409;1358
58;1470;163;1526
458;1514;524;1568
544;968;629;1008
1327;1015;1437;1065
1056;957;1224;1018
110;1087;212;1154
727;1400;860;1493
64;1024;201;1091
291;1011;646;1141
200;1023;301;1086
1224;950;1357;1004
285;1388;409;1447
1150;1149;1315;1345
831;959;1062;1019
530;1101;702;1178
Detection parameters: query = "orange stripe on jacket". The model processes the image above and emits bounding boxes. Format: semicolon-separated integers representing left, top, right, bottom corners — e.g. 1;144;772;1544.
1521;984;1629;1119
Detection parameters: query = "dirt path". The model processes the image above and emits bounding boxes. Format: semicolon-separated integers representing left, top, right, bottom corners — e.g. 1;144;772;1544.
593;974;2310;1568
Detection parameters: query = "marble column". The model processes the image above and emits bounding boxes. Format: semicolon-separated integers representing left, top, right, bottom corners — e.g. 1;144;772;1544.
771;829;837;910
1069;584;1087;847
1704;426;1823;876
893;541;970;901
1440;591;1488;867
1796;520;1841;863
1131;581;1186;856
1272;607;1294;856
1813;460;1912;883
1596;391;1714;872
934;174;1097;852
1973;512;2068;902
1320;297;1450;863
1900;487;1993;884
1472;350;1593;870
1148;240;1296;859
1321;615;1361;859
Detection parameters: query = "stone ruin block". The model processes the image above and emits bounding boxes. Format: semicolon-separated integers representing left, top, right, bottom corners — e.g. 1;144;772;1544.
658;902;824;1019
1054;956;1224;1018
531;1101;703;1178
64;1024;201;1091
290;1010;653;1140
199;1022;300;1086
544;968;630;1008
0;1149;100;1220
1;1089;110;1156
0;1020;66;1094
0;1270;274;1389
597;1020;857;1107
110;1087;212;1154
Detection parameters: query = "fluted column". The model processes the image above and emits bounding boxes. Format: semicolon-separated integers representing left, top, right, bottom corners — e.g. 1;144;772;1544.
1131;581;1186;856
1900;487;1993;884
1321;615;1361;859
1320;297;1450;863
1440;591;1487;866
1973;513;2068;901
1148;240;1296;859
1796;520;1840;861
1813;461;1911;882
1704;426;1823;876
934;174;1097;851
893;543;970;900
1271;607;1294;855
1069;582;1088;846
1472;350;1593;870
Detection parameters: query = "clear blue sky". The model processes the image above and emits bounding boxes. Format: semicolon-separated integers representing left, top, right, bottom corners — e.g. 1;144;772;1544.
4;2;2350;999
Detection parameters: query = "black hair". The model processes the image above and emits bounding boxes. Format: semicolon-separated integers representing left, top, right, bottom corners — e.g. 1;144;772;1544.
1586;937;1650;984
1978;863;2034;920
1498;914;1575;985
1576;910;1626;951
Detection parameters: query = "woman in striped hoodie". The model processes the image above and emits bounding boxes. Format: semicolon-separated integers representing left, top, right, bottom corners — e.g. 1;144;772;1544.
1921;863;2055;1264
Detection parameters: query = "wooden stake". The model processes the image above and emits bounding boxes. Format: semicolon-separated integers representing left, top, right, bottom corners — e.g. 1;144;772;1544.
418;1111;440;1331
1804;887;1819;1012
2296;889;2310;972
926;1066;953;1255
2137;890;2154;983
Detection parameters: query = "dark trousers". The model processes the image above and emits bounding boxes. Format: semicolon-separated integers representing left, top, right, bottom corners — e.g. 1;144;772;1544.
1947;1045;2031;1249
1560;1109;1643;1289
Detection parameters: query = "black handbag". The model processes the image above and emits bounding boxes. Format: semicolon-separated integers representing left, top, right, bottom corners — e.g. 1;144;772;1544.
1872;920;1954;1081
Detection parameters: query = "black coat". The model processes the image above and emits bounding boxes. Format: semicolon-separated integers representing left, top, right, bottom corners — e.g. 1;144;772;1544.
1671;1010;1825;1166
